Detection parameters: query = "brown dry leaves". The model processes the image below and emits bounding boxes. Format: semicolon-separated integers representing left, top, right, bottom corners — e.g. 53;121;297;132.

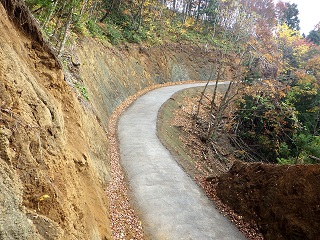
106;81;200;239
197;176;264;240
171;90;229;176
169;89;264;239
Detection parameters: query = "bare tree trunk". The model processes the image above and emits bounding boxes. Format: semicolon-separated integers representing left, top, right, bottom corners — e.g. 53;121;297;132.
195;65;214;119
196;0;202;21
173;0;177;10
204;49;245;140
159;5;164;20
89;0;99;21
210;4;220;37
58;7;74;56
137;0;146;30
207;80;233;139
206;57;245;140
78;0;89;21
42;0;59;29
182;0;192;24
181;0;187;23
51;1;67;48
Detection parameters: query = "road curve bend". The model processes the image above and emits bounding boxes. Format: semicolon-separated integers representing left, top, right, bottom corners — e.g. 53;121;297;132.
118;83;245;240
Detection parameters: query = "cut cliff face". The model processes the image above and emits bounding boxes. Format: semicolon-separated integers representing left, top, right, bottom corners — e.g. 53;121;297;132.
0;1;215;238
75;39;213;129
0;2;111;239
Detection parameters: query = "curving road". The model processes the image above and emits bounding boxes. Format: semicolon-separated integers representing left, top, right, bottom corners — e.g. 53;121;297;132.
118;83;245;240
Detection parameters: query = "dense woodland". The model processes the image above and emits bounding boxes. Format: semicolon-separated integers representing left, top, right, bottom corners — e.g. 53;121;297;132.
26;0;320;164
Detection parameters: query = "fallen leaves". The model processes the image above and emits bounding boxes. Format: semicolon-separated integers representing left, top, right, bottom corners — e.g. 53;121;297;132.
163;87;264;239
39;194;50;201
106;80;201;239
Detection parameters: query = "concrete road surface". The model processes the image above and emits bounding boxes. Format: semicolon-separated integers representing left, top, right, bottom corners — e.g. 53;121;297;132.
118;83;245;240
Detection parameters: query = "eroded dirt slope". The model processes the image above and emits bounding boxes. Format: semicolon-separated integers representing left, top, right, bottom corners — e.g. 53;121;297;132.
158;87;320;240
0;2;111;239
0;0;218;238
75;39;213;129
216;161;320;240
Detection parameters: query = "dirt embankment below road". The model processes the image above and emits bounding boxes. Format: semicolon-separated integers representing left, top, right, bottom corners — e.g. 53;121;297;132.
216;161;320;240
158;87;320;240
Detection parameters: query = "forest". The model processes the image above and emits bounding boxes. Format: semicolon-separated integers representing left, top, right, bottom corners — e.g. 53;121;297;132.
25;0;320;164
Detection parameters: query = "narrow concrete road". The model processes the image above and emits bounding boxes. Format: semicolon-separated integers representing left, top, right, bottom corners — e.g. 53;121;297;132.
118;83;245;240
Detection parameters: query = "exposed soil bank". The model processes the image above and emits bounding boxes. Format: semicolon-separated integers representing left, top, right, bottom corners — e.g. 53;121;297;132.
0;1;110;239
75;39;213;129
158;87;320;240
0;0;215;238
216;161;320;240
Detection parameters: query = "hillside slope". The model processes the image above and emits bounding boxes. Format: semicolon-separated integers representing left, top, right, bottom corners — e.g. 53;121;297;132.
74;39;212;129
0;1;215;238
157;85;320;240
0;2;111;239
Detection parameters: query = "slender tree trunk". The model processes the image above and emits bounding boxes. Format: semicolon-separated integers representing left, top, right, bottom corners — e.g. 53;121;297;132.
51;1;67;47
207;80;233;139
58;7;74;56
137;0;146;30
159;5;164;20
89;0;98;20
196;0;202;21
78;0;89;21
206;62;223;139
182;4;187;24
210;4;220;37
42;0;58;29
187;0;192;16
195;66;214;119
173;0;177;11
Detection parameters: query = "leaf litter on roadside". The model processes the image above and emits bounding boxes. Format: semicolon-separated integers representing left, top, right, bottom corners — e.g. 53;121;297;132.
106;81;200;239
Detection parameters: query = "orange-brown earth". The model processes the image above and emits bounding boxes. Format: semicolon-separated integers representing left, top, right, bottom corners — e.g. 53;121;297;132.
216;161;320;240
0;1;111;239
0;1;215;238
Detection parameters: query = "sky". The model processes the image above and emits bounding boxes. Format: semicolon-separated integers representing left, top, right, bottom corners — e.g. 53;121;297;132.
288;0;320;35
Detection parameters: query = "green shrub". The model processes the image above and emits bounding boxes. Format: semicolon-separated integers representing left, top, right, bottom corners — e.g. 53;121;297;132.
75;83;89;100
105;22;124;45
73;20;89;36
277;157;296;164
124;30;142;43
86;20;104;39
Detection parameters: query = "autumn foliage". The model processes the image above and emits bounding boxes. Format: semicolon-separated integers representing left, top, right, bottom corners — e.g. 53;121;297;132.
24;0;320;164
